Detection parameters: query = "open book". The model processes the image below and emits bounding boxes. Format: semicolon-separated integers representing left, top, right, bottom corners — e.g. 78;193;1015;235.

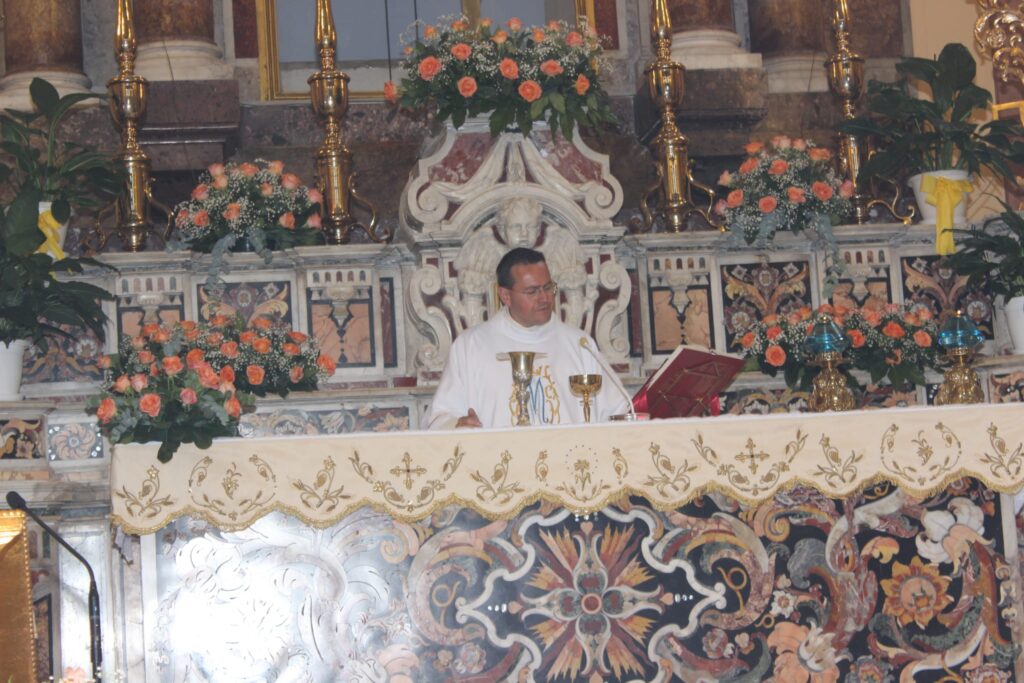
633;344;744;419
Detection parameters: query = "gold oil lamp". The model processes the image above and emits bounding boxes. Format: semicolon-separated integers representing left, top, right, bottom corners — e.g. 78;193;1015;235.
569;374;602;423
308;0;390;245
826;0;913;225
95;0;165;252
934;311;985;405
634;0;718;233
803;313;857;412
508;351;536;426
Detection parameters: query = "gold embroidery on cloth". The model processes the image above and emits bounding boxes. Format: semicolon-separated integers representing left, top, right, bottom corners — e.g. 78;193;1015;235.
882;423;960;486
506;366;561;424
188;454;277;521
613;447;629;482
981;424;1024;479
535;450;549;483
471;450;525;504
350;446;465;513
293;457;350;512
643;443;697;496
115;465;175;520
554;446;611;502
813;435;863;487
692;430;807;497
391;453;428;490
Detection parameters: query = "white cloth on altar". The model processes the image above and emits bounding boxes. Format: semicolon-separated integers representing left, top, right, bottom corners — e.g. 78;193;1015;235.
427;307;630;429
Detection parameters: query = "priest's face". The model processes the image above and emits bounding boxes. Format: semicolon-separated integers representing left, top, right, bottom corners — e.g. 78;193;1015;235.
500;262;555;327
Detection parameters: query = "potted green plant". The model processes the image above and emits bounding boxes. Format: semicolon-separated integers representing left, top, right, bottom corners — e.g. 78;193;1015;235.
839;43;1024;225
0;188;113;400
0;77;121;257
947;202;1024;354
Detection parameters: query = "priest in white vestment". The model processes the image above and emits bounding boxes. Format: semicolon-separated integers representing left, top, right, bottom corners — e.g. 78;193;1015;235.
427;248;630;429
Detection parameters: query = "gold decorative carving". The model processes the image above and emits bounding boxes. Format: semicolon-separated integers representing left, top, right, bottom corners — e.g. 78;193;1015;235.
350;446;465;513
808;351;857;413
471;451;525;504
813;435;863;486
115;465;175;519
643;443;697;496
612;447;629;482
0;511;36;682
975;0;1024;85
294;457;350;512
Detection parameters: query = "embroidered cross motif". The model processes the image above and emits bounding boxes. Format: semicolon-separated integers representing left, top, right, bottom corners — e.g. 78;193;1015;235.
736;438;771;474
390;452;427;490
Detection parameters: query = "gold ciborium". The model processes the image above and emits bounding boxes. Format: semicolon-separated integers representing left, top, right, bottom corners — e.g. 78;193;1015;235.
569;374;602;423
508;351;536;426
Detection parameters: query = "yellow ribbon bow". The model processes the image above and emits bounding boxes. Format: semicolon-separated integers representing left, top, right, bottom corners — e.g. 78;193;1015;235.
35;208;66;261
920;174;972;255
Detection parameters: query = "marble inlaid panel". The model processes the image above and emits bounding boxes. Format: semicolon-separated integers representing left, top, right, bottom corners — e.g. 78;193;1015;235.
858;383;920;410
990;372;1024;403
901;255;994;338
239;406;410;437
46;422;104;461
720;258;813;352
649;285;713;353
308;297;376;368
832;246;893;310
380;278;398;368
1;417;45;460
721;387;809;414
117;305;185;340
427;133;492;184
197;280;294;326
34;594;52;682
21;328;104;385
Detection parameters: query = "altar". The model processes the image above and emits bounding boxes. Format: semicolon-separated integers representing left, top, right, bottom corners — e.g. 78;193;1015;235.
106;404;1024;682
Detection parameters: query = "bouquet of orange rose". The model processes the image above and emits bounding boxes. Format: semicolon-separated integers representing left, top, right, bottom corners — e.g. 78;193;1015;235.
739;303;940;390
87;316;336;462
388;16;616;137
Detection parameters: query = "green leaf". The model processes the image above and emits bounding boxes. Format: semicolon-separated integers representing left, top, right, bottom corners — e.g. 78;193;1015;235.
50;199;70;223
550;91;566;114
3;188;43;255
937;42;977;91
29;78;60;119
529;95;548;120
451;106;466;129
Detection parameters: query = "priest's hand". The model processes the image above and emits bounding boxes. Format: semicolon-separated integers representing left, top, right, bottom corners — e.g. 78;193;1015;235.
456;408;482;428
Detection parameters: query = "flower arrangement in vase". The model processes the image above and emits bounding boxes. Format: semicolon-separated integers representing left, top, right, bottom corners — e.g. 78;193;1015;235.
388;16;617;138
87;316;336;462
173;159;323;255
739;303;940;390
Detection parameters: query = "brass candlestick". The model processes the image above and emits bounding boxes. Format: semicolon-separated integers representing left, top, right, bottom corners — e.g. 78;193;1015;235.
803;314;857;412
508;351;536;426
633;0;718;233
826;0;913;225
308;0;390;245
91;0;168;252
569;374;602;423
935;311;985;405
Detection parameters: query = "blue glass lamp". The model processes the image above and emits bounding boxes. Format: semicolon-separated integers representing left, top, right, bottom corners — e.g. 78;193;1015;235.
803;313;856;412
935;311;984;405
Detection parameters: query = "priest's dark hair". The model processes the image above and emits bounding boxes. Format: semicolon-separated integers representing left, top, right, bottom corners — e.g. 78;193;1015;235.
497;248;546;289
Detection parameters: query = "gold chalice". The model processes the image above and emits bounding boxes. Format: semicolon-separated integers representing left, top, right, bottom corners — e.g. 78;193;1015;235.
508;351;536;426
569;374;602;423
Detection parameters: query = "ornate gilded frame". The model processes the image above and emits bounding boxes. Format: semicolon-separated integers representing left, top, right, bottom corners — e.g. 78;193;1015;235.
0;511;37;681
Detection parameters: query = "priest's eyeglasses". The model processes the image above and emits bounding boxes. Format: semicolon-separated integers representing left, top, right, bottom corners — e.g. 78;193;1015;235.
514;282;558;298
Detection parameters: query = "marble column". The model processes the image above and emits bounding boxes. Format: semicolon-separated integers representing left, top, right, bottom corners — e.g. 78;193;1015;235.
666;0;761;70
134;0;232;81
748;0;829;93
0;0;92;109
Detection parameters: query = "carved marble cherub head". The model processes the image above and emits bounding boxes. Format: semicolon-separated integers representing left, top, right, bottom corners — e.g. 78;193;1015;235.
497;197;543;248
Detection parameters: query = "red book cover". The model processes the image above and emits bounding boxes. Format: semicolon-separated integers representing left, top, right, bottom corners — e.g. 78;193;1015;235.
633;345;744;419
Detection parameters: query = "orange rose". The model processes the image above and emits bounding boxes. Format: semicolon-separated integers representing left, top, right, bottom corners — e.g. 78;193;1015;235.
223;203;241;221
839;179;854;199
282;173;301;190
739;157;758;174
238;162;258;177
278;212;296;229
451;19;468;31
289;366;304;383
153;328;171;343
287;331;308;343
758;196;778;213
198;366;220;390
847;329;866;348
239;331;257;345
575;74;590;95
191;183;209;201
798;306;812;321
317;354;337;375
179;388;198;406
913;330;932;347
418;56;442;81
219;365;235;383
566;31;584;46
212;175;228;190
766;325;783;340
744;141;764;155
499;58;519;80
740;331;756;348
457;76;478;98
508;17;523;31
533;28;546;42
763;314;779;325
808;147;831;161
180;322;196;333
787;187;806;204
252;338;272;354
220;341;239;358
251;317;272;330
162;356;184;375
113;375;130;393
225;395;241;418
246;365;265;385
139;393;162;418
882;321;906;338
765;345;787;367
423;25;437;39
282;343;301;355
862;309;882;327
137;350;155;364
383;80;398;103
540;60;563;77
726;189;744;208
811;181;834;201
451;42;472;61
130;374;148;392
96;397;117;424
193;209;210;227
186;348;206;369
150;363;159;377
267;160;284;175
210;314;230;327
518;80;542;102
768;159;789;175
492;30;508;44
142;322;160;338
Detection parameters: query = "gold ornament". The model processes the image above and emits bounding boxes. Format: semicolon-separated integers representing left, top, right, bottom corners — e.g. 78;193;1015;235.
509;351;536;426
569;373;602;423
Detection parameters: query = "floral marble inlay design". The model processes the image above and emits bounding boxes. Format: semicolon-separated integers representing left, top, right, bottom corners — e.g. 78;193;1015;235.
1;418;44;459
197;280;293;326
901;255;993;338
720;259;812;351
46;422;103;461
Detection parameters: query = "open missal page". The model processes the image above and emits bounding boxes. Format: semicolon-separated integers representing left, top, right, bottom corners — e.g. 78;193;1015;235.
633;344;744;419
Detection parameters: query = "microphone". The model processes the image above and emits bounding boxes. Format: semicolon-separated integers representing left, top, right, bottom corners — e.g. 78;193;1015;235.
6;491;102;681
578;337;641;421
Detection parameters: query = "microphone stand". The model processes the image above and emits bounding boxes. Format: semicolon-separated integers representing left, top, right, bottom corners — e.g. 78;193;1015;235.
6;491;102;681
